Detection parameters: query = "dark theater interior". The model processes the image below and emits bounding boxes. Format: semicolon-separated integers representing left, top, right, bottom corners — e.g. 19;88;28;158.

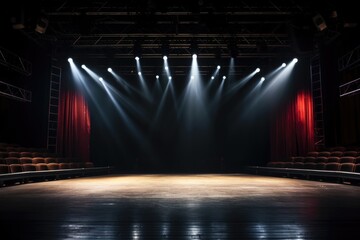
1;1;360;239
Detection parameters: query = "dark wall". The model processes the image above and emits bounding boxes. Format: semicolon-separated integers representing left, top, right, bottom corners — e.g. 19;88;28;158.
0;12;51;148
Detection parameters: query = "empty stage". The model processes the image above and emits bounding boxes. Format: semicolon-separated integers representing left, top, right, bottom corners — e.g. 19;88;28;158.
1;174;360;239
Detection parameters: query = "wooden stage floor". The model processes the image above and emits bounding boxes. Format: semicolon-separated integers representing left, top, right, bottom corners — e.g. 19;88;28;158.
1;174;359;239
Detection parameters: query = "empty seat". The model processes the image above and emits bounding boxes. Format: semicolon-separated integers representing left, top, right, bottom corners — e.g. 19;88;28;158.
327;157;340;163
22;164;37;172
340;163;355;172
293;162;304;169
318;151;331;157
304;162;317;169
32;152;45;157
32;157;45;164
325;163;340;171
340;156;355;163
47;163;60;170
5;157;21;165
316;163;326;170
303;157;316;163
35;164;48;171
330;151;343;157
343;151;358;157
355;164;360;173
44;157;57;164
20;152;33;157
9;164;23;173
8;152;20;157
20;157;33;164
59;163;70;169
315;157;328;163
0;164;10;174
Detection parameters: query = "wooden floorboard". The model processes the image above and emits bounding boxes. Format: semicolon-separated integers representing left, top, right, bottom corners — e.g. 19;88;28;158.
0;174;359;239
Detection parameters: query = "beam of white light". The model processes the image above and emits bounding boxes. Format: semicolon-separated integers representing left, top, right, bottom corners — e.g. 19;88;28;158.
217;65;221;69
293;58;298;63
281;63;286;68
107;68;112;72
206;65;221;90
241;59;298;118
192;54;197;59
135;56;139;61
81;64;86;69
226;68;259;97
135;57;151;102
99;78;150;151
222;76;226;80
68;58;73;63
68;59;113;131
156;75;159;79
211;76;215;80
109;70;140;95
178;52;209;131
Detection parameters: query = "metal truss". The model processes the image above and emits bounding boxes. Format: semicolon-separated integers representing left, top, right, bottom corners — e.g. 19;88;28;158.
0;47;32;76
0;81;32;102
338;44;360;71
339;77;360;97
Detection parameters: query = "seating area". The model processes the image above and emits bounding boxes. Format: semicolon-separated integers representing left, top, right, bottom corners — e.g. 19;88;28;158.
0;142;109;187
249;147;360;184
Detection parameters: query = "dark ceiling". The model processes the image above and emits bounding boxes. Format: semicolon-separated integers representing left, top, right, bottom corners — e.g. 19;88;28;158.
5;0;359;76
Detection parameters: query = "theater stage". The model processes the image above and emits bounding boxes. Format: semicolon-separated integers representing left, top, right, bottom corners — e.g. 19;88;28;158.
1;174;359;239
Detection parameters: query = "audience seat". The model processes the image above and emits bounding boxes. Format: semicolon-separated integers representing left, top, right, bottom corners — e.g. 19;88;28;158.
35;164;48;171
340;156;355;163
32;157;45;164
5;157;21;165
20;152;33;157
330;151;343;157
8;152;20;158
9;164;23;173
325;163;341;171
20;157;33;164
307;152;319;157
318;151;331;157
44;157;57;164
22;164;37;172
327;157;340;163
340;163;355;172
343;151;358;157
47;163;60;170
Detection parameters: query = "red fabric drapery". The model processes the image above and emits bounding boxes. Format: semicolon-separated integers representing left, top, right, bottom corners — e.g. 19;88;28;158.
271;90;314;161
57;90;90;162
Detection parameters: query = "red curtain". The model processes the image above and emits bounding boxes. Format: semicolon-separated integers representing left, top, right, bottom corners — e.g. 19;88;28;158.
57;90;90;162
271;90;314;161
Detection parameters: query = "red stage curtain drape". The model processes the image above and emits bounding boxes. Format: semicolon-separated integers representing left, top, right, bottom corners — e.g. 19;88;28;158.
57;90;90;162
271;90;314;161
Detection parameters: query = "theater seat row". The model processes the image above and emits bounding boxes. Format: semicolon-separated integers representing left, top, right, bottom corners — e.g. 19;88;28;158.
0;162;94;174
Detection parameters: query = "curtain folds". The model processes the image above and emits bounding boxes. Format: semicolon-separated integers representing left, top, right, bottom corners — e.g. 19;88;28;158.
57;90;90;162
271;90;314;161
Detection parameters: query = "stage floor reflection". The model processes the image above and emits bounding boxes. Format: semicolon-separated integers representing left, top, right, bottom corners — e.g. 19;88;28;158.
1;174;360;239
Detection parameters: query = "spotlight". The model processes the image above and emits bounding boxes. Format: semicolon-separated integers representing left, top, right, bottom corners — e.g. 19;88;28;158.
163;56;168;61
260;77;265;82
281;63;286;68
81;64;86;69
191;75;194;80
107;68;112;72
156;75;159;79
217;65;221;69
99;77;103;81
138;72;141;75
67;58;73;63
222;76;226;80
165;66;169;70
169;76;172;80
211;76;215;80
293;58;298;63
192;54;197;59
255;68;260;73
135;56;140;61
